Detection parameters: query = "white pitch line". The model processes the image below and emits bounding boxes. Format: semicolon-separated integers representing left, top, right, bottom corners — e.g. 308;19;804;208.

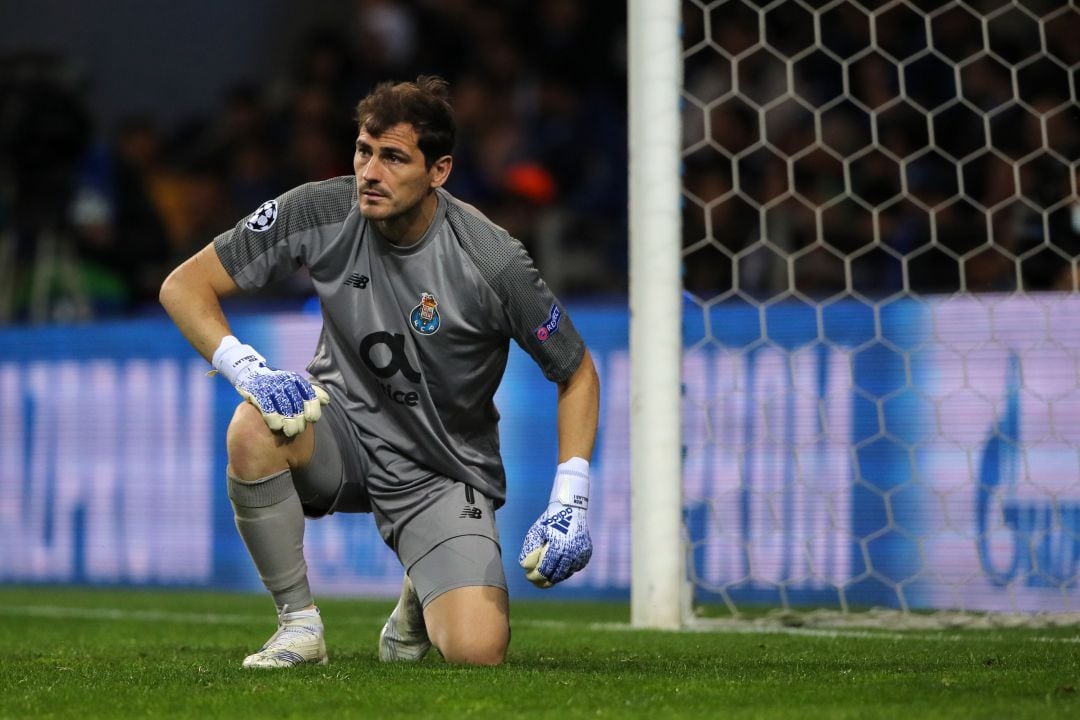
520;618;1080;643
0;605;272;626
1;605;1078;644
0;605;385;626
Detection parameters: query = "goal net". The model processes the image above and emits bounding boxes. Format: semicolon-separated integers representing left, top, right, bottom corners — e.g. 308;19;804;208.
636;0;1080;625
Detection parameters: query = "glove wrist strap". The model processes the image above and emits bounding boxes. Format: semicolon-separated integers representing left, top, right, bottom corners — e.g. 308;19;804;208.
212;335;266;385
550;457;590;509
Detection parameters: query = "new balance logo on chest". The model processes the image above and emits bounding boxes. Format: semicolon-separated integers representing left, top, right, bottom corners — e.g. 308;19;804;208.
345;273;369;289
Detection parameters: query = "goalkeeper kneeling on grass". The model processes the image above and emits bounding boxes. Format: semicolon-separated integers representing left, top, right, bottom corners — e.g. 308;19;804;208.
159;76;599;668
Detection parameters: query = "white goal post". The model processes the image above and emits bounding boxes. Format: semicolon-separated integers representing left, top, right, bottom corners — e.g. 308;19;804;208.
628;0;686;629
629;0;1080;628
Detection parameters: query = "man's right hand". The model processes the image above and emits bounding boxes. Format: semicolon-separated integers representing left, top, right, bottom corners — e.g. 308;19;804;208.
213;335;329;437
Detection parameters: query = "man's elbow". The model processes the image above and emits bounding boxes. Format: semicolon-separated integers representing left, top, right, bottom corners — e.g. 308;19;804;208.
580;349;599;388
158;264;184;313
159;258;206;317
562;348;599;393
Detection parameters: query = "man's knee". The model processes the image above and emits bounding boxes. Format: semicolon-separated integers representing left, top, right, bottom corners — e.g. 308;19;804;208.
423;586;509;666
226;402;299;480
434;622;509;666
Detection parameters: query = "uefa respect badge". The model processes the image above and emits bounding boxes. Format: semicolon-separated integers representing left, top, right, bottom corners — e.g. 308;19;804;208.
534;304;562;342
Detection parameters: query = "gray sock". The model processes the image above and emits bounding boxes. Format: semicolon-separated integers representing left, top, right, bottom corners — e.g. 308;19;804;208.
228;469;313;612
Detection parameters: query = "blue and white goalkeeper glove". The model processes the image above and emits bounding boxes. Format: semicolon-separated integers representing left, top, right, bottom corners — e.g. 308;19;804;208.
518;457;592;588
212;335;329;438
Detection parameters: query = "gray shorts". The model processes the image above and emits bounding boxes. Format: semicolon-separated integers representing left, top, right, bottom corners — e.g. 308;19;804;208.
291;398;506;606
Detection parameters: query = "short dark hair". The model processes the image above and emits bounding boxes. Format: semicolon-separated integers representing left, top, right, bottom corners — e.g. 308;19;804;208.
355;76;456;167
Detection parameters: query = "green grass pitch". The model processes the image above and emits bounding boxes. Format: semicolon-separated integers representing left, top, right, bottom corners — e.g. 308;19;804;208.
0;587;1077;719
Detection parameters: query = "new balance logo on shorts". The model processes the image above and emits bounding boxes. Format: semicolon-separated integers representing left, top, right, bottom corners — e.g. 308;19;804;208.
542;508;574;535
459;486;482;519
345;273;369;289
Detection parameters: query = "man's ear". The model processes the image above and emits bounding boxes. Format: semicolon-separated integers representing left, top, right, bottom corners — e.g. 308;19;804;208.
429;155;453;189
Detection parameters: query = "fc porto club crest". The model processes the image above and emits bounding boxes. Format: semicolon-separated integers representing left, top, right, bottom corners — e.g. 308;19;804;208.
410;292;441;335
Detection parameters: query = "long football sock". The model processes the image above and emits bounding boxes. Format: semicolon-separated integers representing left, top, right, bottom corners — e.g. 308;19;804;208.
228;469;313;612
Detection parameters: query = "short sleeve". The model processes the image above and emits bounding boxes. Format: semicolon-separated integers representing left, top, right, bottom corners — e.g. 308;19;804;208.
214;176;356;290
445;201;586;383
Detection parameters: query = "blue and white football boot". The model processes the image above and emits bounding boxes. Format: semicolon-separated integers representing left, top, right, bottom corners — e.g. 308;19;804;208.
242;605;327;669
378;575;431;662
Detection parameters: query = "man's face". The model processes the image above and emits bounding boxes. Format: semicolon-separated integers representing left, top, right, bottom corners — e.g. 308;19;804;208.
353;122;446;222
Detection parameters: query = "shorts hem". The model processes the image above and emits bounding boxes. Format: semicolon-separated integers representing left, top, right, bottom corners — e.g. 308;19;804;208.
417;580;508;609
405;533;506;607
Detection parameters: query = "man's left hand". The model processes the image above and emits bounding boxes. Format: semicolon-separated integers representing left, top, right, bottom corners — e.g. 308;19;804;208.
519;457;592;588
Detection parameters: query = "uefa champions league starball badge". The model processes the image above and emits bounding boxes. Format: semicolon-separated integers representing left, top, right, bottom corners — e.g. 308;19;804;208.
244;199;278;232
410;292;441;335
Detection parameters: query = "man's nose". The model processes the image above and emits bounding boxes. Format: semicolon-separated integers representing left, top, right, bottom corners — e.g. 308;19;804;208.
361;157;381;182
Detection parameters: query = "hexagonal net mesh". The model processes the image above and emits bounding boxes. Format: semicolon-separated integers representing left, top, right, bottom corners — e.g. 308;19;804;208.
680;0;1080;618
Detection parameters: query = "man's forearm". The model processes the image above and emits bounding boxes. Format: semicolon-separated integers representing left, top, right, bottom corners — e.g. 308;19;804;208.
520;348;599;588
556;348;600;462
160;277;231;362
159;244;240;362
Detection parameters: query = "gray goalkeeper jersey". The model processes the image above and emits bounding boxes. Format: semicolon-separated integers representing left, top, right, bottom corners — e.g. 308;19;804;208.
213;177;585;505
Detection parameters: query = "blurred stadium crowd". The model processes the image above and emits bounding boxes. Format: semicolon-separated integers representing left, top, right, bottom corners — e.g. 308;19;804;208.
0;0;627;323
2;1;1079;325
